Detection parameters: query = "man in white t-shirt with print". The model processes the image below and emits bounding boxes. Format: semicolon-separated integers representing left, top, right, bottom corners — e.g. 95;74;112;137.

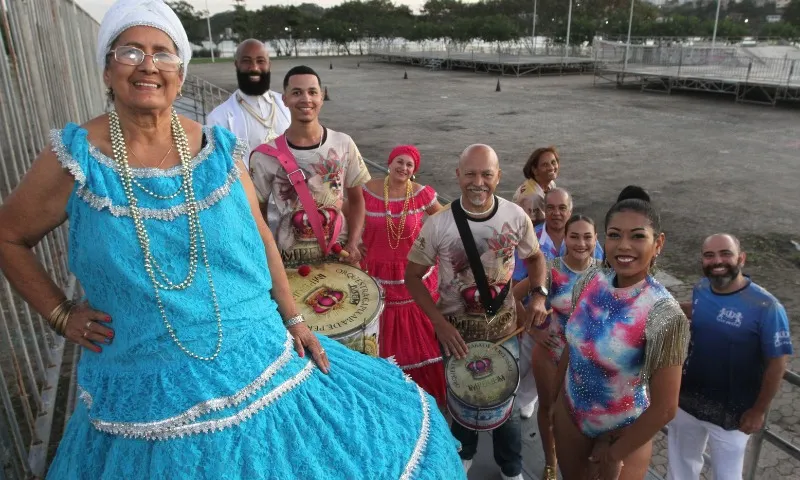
249;66;369;266
406;144;549;480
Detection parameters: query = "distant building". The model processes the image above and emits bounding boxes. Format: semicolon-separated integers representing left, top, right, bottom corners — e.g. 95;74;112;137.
217;40;237;58
766;14;782;22
776;0;791;9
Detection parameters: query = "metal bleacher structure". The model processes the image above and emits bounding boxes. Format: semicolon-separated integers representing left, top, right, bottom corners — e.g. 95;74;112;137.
592;38;800;106
369;43;597;77
1;0;799;477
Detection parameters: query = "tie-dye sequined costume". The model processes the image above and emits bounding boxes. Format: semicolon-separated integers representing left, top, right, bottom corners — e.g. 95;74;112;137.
540;257;596;364
563;267;689;438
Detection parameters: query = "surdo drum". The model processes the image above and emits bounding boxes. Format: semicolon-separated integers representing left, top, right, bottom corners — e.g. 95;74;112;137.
445;341;520;431
286;263;384;357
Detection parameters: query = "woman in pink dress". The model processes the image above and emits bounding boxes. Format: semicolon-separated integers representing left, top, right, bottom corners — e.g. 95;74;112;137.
360;145;445;406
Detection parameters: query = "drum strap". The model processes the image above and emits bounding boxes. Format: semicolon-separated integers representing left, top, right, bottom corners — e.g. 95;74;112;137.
252;135;342;255
450;198;510;316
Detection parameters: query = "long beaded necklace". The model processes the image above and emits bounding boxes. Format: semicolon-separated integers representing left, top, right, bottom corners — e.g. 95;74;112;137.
384;176;418;250
109;109;223;361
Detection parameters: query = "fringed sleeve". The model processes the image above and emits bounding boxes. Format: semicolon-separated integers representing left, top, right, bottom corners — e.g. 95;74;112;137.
569;265;602;315
641;297;691;384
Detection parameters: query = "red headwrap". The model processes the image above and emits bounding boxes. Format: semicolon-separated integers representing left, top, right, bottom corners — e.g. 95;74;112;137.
388;145;421;173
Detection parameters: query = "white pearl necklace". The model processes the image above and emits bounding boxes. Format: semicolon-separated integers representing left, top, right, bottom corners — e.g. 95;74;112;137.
109;110;223;361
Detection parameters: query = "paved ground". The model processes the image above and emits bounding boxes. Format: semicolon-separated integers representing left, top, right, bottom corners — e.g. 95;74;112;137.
191;55;800;479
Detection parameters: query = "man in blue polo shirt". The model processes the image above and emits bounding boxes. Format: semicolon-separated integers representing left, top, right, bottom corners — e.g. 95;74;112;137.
667;233;793;480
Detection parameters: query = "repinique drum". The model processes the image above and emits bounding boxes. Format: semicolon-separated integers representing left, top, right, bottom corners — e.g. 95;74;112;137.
286;263;384;357
445;341;520;431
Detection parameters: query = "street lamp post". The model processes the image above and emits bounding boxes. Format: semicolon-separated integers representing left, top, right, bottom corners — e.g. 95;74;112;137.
532;0;538;53
204;0;214;62
711;0;722;52
624;0;635;71
566;0;573;57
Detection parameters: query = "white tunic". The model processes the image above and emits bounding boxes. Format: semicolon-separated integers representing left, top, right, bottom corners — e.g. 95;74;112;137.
206;89;291;233
206;89;291;168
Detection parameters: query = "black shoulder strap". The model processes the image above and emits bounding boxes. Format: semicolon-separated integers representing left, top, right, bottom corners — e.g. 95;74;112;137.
450;199;510;316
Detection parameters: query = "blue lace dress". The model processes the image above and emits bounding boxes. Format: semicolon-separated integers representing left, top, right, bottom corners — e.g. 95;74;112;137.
46;123;463;480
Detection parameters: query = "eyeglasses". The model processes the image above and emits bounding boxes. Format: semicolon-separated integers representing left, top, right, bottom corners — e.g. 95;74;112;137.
108;46;182;72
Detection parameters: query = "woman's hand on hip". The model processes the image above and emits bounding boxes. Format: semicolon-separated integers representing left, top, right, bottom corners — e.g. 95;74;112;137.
288;323;330;374
65;303;114;353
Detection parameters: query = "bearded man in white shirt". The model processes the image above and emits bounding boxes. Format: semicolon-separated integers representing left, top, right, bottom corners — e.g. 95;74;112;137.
207;39;290;231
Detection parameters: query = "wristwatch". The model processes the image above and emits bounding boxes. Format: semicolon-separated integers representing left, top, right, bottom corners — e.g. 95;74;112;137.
529;285;549;297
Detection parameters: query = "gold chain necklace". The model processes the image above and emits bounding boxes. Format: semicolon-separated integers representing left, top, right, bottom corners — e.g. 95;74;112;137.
109;109;223;361
384;176;418;250
237;93;278;142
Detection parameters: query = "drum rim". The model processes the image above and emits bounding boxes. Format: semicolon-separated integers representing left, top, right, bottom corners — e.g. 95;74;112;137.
444;341;521;409
446;395;515;432
288;262;384;337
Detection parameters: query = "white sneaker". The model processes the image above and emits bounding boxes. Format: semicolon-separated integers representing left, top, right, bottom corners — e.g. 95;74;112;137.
462;458;473;473
521;398;538;419
500;474;523;480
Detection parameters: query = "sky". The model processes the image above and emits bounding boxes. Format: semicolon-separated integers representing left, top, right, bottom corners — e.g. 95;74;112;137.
77;0;429;22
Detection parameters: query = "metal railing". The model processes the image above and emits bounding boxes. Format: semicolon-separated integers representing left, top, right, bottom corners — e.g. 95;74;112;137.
0;0;102;478
369;40;591;58
174;75;229;124
655;369;800;480
593;39;800;87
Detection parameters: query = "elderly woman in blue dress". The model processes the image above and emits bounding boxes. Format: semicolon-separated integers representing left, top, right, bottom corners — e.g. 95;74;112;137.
0;1;462;478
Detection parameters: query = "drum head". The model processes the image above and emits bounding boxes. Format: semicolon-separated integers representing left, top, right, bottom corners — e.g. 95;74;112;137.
445;341;520;408
287;263;383;338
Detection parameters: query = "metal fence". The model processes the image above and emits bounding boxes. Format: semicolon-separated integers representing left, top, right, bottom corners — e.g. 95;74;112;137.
369;39;591;58
593;38;800;87
1;0;101;477
173;75;229;124
0;0;221;478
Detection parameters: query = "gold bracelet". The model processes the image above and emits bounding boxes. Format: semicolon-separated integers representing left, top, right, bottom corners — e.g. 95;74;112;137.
47;299;75;336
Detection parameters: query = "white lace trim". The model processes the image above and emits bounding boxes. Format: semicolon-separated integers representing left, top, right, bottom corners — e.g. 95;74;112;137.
50;126;217;179
77;386;93;409
90;127;216;178
386;299;416;306
50;129;87;184
74;165;240;221
365;206;429;218
376;267;433;286
399;385;431;480
83;333;296;440
364;187;437;218
400;357;443;371
233;138;248;165
363;185;436;203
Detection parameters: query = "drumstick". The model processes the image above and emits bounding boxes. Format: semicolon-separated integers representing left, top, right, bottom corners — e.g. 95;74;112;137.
331;244;350;258
492;309;553;347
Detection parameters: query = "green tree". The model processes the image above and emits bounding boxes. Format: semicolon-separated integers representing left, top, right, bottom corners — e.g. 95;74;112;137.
167;1;206;44
784;0;800;25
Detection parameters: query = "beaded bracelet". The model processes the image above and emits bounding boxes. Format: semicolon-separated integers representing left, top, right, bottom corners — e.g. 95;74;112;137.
283;314;304;328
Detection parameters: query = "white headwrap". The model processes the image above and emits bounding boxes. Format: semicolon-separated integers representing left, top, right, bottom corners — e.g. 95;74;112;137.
96;0;192;74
